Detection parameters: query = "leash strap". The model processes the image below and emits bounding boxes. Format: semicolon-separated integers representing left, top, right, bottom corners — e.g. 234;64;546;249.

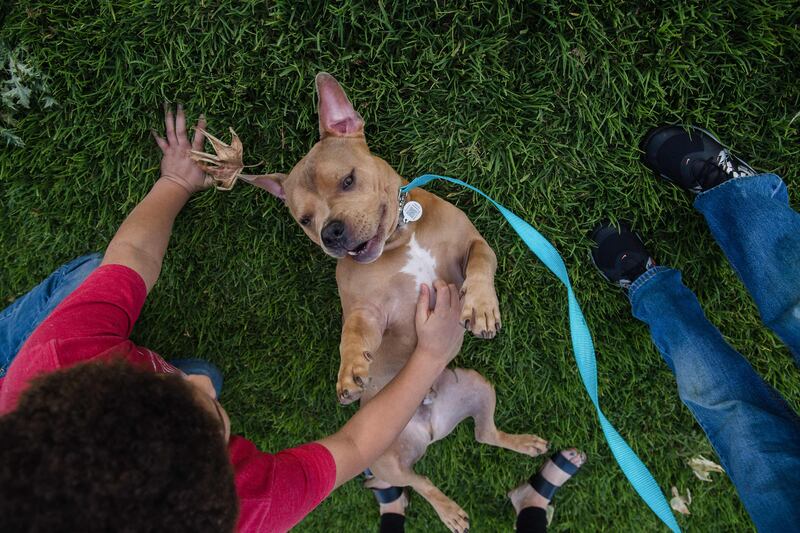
401;174;680;532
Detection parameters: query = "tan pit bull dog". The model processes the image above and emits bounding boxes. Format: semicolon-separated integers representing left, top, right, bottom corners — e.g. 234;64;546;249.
250;73;549;531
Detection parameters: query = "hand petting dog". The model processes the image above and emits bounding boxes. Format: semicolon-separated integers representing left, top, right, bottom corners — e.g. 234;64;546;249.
318;280;464;489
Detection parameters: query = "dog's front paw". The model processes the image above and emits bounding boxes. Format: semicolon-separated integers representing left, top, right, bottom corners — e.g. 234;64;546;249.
460;279;501;339
336;350;372;405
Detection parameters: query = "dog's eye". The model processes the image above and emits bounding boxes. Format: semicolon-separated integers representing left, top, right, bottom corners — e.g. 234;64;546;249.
299;215;312;226
342;172;355;191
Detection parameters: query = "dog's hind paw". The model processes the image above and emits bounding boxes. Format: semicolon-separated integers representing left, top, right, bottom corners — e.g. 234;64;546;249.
432;498;469;533
503;432;550;457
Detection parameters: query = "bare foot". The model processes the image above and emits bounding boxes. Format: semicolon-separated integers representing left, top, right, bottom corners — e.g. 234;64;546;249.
508;448;586;513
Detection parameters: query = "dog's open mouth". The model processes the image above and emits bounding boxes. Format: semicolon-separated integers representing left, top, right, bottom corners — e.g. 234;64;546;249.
345;205;387;263
347;239;373;257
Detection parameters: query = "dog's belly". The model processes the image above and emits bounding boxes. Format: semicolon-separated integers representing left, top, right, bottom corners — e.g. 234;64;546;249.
361;231;467;400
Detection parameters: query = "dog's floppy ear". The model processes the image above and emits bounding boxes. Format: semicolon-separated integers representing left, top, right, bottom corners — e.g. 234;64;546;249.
316;72;364;139
244;173;287;201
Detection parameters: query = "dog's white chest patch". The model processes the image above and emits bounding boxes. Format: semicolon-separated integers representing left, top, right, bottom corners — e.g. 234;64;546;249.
400;234;437;292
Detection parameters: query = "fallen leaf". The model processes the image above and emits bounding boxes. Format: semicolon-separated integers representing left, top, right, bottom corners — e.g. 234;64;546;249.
190;127;276;191
688;455;725;482
670;486;691;515
189;127;245;191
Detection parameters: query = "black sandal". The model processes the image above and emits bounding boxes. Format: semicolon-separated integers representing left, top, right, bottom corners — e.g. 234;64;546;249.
528;451;584;502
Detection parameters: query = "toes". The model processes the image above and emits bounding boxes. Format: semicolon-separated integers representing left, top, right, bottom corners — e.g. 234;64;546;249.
461;306;499;338
522;435;550;456
534;437;550;454
336;372;365;405
438;502;469;533
460;306;474;331
573;450;588;467
445;513;469;532
474;312;497;339
459;286;501;339
563;447;586;466
336;384;360;405
512;435;550;457
337;383;361;404
336;355;372;404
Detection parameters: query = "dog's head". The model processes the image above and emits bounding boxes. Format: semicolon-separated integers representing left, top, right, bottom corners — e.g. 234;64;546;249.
252;73;402;264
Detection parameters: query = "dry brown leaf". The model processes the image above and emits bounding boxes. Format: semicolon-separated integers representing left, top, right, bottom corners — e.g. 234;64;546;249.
189;127;244;190
189;127;273;191
687;455;725;482
670;486;691;515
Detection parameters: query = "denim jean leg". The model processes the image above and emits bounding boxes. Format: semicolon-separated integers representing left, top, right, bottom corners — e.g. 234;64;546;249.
0;253;102;375
629;267;800;531
695;174;800;363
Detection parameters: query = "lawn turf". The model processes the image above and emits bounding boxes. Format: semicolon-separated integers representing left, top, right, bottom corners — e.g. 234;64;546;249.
2;1;800;531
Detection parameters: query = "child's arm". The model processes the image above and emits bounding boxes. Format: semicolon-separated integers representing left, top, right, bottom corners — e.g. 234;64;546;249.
102;105;209;292
318;281;464;488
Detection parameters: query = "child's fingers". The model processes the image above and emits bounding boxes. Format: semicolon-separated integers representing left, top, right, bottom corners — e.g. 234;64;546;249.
433;280;450;314
448;283;459;311
164;103;177;145
192;115;207;151
151;130;168;152
415;284;430;323
175;103;187;145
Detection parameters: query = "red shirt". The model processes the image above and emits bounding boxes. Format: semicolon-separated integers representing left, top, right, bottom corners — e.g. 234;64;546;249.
0;265;336;532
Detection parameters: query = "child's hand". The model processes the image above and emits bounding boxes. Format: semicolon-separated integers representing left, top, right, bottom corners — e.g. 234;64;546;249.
414;280;464;365
152;104;211;194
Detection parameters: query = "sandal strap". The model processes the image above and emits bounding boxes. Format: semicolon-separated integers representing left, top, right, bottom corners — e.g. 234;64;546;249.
528;452;583;502
550;451;580;476
364;469;405;505
528;473;558;501
371;486;404;504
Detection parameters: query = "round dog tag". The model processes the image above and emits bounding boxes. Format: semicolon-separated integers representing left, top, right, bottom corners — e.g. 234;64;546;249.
403;200;423;222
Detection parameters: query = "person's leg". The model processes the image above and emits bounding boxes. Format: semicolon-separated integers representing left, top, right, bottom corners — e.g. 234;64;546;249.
695;174;800;362
592;222;800;530
0;253;102;375
515;508;548;533
378;513;405;533
508;449;586;533
629;266;800;530
641;125;800;361
366;473;407;533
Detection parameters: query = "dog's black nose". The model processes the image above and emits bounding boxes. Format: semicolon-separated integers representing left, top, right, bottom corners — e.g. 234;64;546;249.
321;220;347;248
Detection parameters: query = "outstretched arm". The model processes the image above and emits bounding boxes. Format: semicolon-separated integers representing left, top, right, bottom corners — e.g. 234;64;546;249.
102;105;209;292
318;280;464;488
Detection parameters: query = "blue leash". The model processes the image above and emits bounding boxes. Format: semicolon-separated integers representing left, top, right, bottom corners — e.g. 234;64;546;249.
402;174;681;532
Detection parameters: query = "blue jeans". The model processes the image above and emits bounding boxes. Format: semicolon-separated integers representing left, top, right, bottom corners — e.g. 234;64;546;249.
0;253;102;377
629;174;800;532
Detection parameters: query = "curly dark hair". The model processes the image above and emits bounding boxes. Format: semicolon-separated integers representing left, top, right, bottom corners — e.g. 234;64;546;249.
0;359;238;533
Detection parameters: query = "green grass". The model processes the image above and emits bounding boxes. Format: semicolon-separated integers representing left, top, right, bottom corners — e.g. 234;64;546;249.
2;1;800;530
